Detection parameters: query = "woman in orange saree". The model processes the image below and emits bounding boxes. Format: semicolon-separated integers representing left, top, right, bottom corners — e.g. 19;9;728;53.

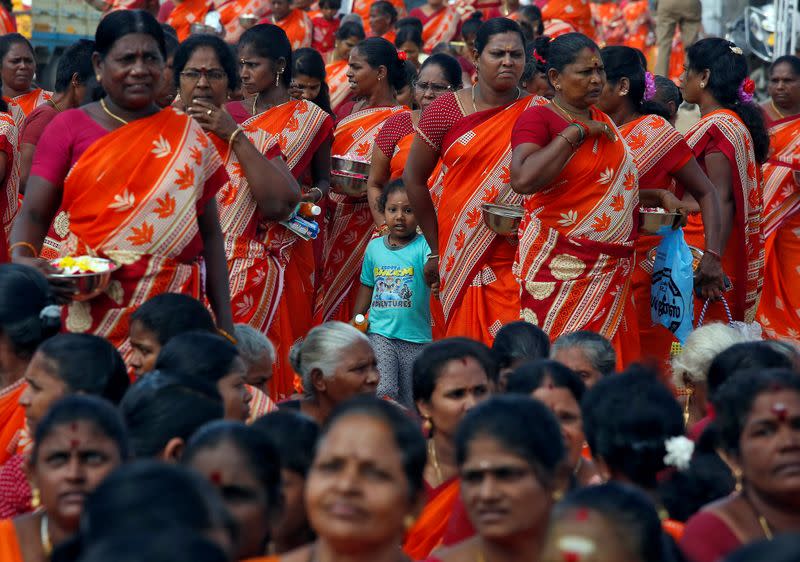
0;103;20;262
591;0;625;47
326;23;365;116
510;33;639;362
166;0;212;41
353;0;404;35
216;0;269;43
541;0;594;39
406;19;542;346
597;46;726;365
680;38;769;326
263;0;313;49
409;0;460;53
757;56;800;340
0;3;14;35
10;11;234;356
227;25;333;399
0;35;51;124
315;37;407;324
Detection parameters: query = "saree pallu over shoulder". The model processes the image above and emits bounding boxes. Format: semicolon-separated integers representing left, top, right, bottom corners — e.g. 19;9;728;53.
0;519;23;562
421;7;459;52
436;96;541;343
315;105;407;323
684;109;764;323
6;89;51;121
59;108;223;350
760;114;800;237
326;60;351;114
0;381;25;466
0;111;20;252
403;478;461;560
516;109;638;344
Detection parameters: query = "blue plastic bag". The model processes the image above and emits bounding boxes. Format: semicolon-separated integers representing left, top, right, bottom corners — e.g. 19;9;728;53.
651;227;694;344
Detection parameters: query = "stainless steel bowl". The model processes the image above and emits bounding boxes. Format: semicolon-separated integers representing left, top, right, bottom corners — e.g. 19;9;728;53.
49;258;120;302
332;156;371;177
639;209;682;234
331;171;368;197
190;23;217;35
645;245;704;272
239;13;258;29
481;203;524;236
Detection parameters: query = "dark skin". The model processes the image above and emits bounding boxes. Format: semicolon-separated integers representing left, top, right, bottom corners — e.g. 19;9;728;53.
404;31;528;290
1;41;35;98
9;34;234;332
680;61;738;287
597;73;726;300
178;45;299;220
762;61;800;121
238;43;331;202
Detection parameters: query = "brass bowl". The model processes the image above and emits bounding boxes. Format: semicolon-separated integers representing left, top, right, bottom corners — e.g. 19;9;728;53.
645;246;704;272
49;258;120;302
481;203;524;236
639;209;682;234
331;170;368;197
332;156;371;177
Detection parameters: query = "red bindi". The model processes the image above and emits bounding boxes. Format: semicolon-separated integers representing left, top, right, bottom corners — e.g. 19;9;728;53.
574;508;590;521
69;439;80;449
772;402;788;422
209;471;222;484
70;422;78;432
562;552;580;562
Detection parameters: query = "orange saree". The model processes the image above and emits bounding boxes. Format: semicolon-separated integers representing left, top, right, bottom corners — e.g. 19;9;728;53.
216;0;270;43
217;100;332;400
623;0;652;55
684;109;764;324
5;89;51;125
272;9;313;49
403;478;461;560
591;2;625;46
0;519;22;562
541;0;595;39
427;95;544;345
56;108;225;354
623;115;693;364
315;105;406;324
0;111;20;261
0;6;15;35
326;60;352;116
0;381;25;466
757;114;800;340
352;0;405;34
167;0;211;41
515;107;639;362
417;7;459;53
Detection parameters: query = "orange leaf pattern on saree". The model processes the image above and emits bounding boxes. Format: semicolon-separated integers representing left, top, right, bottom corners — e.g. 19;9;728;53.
154;194;176;218
127;222;154;246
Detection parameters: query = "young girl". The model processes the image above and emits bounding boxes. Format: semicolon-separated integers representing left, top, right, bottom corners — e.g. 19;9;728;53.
353;180;431;408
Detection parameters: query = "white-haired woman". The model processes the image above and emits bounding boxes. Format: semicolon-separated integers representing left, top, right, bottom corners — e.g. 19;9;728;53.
283;321;380;424
671;323;751;432
234;323;279;423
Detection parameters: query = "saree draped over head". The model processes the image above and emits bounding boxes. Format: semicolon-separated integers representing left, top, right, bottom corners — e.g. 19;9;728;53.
216;99;333;400
57;108;226;355
315;105;406;324
622;114;693;363
684;109;764;324
515;107;639;363
756;113;800;339
422;94;546;345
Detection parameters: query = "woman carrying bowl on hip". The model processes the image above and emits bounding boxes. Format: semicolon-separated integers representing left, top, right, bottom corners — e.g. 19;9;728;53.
595;45;726;364
10;10;234;353
509;33;638;365
315;37;408;325
225;24;333;399
404;18;546;346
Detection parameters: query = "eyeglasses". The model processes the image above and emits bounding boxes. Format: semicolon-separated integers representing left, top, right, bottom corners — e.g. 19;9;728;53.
180;68;228;82
414;81;451;93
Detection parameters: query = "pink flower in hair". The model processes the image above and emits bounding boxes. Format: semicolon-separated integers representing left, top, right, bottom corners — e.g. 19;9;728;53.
643;71;656;101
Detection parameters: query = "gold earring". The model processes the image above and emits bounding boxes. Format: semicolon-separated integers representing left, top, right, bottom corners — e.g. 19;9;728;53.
31;487;41;509
734;468;743;493
555;84;562;91
95;75;101;82
683;385;694;426
403;514;417;530
422;417;432;433
552;489;564;502
700;82;706;89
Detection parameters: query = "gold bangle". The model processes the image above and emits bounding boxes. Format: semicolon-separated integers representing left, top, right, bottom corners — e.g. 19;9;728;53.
9;241;38;258
309;186;324;203
218;328;238;345
228;126;244;146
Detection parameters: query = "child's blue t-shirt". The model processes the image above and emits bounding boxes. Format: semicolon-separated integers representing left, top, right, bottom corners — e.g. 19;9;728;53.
360;234;432;343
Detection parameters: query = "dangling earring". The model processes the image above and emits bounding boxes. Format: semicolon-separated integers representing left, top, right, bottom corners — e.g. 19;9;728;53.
422;416;432;433
683;384;694;426
734;468;743;493
31;487;40;509
276;69;283;84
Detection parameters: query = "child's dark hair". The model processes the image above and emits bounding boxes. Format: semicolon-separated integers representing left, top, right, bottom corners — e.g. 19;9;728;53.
378;179;406;212
319;0;341;9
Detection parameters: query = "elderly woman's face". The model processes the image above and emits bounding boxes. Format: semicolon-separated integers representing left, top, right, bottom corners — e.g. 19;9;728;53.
178;46;230;109
95;33;164;110
552;346;603;388
461;434;555;540
738;389;800;499
305;414;416;549
319;340;379;403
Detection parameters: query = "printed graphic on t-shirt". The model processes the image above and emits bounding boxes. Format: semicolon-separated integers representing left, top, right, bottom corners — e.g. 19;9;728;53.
372;266;414;309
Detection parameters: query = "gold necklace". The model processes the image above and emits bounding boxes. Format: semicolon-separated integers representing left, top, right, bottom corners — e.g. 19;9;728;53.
428;439;444;486
771;99;787;120
251;92;260;115
743;490;774;540
471;84;521;113
46;98;62;112
552;97;591;122
40;514;52;558
100;98;129;126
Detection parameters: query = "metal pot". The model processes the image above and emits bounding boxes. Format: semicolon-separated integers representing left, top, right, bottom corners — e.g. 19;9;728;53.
639;209;682;235
481;203;524;236
49;258;120;302
331;170;368;196
332;156;371;177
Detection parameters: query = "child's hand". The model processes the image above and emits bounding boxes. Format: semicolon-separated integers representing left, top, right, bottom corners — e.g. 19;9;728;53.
430;281;440;299
424;256;440;288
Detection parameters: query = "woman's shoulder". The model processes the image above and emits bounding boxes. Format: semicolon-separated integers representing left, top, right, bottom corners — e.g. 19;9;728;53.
682;495;744;548
428;536;481;562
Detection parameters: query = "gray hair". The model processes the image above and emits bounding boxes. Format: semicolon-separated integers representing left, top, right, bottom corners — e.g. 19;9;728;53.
551;330;616;376
289;321;370;397
233;324;275;367
671;323;751;388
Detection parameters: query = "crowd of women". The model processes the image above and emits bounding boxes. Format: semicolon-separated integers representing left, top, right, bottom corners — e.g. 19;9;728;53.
0;0;796;560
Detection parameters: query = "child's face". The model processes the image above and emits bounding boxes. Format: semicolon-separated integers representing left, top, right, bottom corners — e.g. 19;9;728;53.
322;6;338;19
384;190;417;241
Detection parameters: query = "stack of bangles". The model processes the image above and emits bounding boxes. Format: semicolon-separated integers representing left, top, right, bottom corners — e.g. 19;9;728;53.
556;122;589;151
